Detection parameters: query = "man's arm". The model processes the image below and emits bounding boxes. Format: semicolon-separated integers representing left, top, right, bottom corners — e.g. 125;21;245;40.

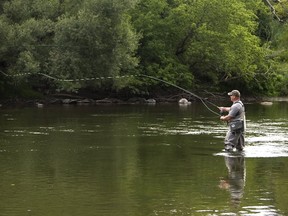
220;115;232;121
219;106;232;121
218;107;231;112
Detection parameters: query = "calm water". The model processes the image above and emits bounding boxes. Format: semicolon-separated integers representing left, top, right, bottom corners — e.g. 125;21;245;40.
0;101;288;216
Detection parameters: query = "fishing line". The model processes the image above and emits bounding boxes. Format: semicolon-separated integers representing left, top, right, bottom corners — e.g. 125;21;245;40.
0;70;221;116
0;70;135;82
139;74;220;116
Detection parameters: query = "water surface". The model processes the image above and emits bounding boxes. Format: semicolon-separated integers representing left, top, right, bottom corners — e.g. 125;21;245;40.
0;102;288;215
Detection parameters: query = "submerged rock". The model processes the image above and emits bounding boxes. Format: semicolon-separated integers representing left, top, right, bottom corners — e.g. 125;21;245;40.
178;98;191;105
35;102;44;108
127;97;147;104
260;101;273;106
146;99;156;104
77;99;92;104
62;99;78;104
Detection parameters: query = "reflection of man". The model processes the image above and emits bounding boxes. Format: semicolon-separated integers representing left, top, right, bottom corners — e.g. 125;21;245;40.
219;156;246;206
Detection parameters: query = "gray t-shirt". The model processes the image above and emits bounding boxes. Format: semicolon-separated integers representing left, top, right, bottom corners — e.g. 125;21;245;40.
228;100;245;122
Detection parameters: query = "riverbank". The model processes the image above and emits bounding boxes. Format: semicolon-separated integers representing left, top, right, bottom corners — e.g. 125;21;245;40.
0;92;275;108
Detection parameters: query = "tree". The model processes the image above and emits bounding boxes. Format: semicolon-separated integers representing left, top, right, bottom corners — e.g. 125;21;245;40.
48;0;139;91
131;0;275;94
0;0;139;93
131;0;192;90
0;0;59;95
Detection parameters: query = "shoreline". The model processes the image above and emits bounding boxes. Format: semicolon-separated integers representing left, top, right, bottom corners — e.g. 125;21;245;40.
0;94;283;108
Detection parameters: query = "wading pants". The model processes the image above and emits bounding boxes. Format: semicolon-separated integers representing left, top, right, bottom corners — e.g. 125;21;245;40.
224;129;245;151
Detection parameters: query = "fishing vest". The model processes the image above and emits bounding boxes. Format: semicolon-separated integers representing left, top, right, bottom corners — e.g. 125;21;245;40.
234;101;245;121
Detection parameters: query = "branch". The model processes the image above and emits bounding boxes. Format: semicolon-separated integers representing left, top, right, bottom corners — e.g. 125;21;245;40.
264;0;283;22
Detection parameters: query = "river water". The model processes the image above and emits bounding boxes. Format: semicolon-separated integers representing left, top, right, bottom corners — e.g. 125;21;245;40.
0;101;288;216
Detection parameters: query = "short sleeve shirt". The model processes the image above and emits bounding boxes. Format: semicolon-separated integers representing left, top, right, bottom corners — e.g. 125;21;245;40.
228;100;244;122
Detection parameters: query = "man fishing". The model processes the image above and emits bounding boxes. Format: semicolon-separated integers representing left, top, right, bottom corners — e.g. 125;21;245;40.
218;90;245;152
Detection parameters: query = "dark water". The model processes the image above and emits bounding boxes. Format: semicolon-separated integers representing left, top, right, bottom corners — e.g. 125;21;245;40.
0;102;288;216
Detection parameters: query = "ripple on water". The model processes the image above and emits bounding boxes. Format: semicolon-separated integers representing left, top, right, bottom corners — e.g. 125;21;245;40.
242;205;280;216
243;143;288;158
214;141;288;158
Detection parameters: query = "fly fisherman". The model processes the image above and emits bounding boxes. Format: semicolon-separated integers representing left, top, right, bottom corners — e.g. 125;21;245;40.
218;90;245;152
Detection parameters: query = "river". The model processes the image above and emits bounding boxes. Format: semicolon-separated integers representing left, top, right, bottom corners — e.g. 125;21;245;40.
0;101;287;215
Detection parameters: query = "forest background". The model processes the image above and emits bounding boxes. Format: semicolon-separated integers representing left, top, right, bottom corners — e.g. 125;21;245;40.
0;0;288;101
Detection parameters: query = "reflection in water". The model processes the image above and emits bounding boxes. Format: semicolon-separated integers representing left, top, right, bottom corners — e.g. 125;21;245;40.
219;156;245;206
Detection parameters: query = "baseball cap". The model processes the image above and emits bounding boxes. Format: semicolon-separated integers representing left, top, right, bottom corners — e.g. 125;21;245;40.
228;90;240;97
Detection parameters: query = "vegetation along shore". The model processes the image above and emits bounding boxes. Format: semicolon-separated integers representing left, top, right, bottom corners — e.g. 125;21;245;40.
1;0;288;102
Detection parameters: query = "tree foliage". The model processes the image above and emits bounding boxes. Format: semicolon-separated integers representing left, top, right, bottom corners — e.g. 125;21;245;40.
0;0;139;94
131;0;277;94
0;0;288;98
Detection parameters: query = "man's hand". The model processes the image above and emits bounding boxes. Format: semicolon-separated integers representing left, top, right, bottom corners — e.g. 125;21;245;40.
220;115;232;121
218;107;230;112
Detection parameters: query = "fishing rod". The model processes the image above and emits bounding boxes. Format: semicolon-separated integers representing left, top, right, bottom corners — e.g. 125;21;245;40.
0;70;221;116
139;74;221;116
